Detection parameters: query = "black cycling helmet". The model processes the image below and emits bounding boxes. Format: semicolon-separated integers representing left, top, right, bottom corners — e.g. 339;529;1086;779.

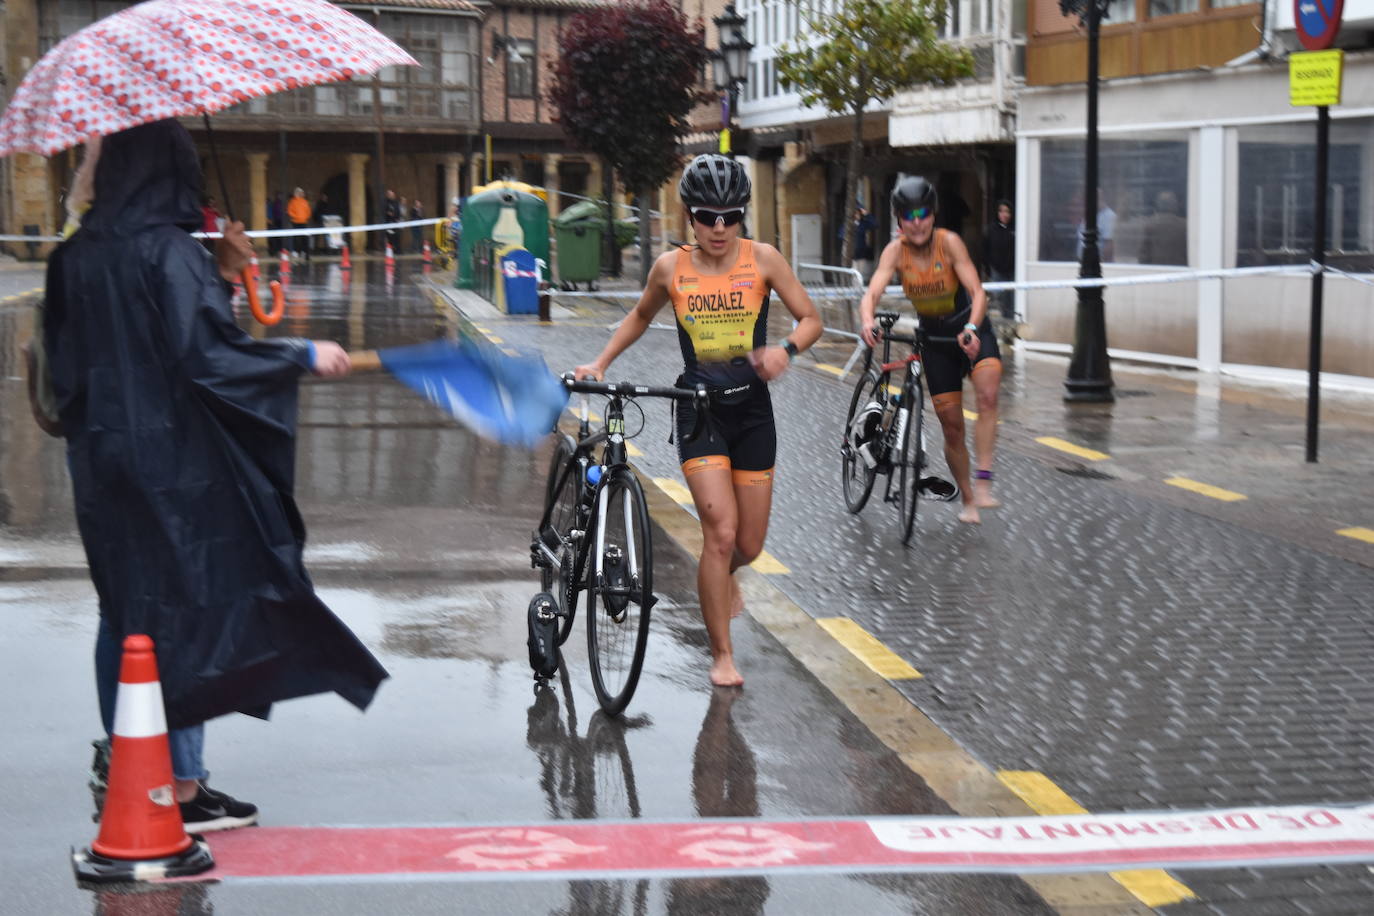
679;154;751;209
891;176;938;217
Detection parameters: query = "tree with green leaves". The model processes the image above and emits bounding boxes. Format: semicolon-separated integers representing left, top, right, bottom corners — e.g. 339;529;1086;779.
776;0;973;266
548;0;710;282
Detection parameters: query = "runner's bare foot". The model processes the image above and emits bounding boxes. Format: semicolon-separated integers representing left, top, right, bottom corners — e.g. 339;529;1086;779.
974;479;1000;509
728;576;745;619
710;656;744;687
958;503;981;525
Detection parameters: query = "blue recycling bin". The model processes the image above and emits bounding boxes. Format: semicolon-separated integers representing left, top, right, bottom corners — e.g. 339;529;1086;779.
499;246;540;315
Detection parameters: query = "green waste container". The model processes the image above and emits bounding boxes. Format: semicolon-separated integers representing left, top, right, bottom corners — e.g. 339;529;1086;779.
554;220;603;288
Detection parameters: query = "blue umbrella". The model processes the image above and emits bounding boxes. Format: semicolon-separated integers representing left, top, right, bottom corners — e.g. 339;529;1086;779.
350;338;568;448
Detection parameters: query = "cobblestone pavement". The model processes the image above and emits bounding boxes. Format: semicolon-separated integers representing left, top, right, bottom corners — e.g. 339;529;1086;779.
438;278;1374;915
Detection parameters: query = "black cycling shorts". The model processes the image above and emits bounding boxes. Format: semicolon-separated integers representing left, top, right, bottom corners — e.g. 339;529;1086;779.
675;379;776;472
921;314;1001;398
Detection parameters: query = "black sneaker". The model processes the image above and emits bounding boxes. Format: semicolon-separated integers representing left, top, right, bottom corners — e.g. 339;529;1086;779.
179;784;259;833
89;737;111;822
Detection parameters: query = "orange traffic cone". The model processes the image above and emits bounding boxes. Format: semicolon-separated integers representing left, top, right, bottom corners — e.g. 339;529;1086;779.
384;241;395;267
340;243;351;270
421;240;432;265
72;635;214;884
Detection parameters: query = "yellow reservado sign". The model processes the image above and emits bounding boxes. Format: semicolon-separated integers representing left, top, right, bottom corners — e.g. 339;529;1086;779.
1289;50;1344;107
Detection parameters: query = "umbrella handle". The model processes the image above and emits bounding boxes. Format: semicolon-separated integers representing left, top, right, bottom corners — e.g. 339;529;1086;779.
243;271;284;325
349;350;383;372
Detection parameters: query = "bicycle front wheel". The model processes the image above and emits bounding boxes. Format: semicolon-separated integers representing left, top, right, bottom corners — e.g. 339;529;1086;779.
841;370;883;513
898;380;925;546
542;433;581;645
586;466;653;716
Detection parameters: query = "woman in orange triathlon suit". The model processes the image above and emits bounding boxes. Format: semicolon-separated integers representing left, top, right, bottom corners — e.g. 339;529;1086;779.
859;175;1002;525
574;155;822;687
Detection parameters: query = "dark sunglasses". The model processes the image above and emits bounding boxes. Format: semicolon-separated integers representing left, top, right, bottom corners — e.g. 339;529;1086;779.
900;207;933;222
691;207;746;227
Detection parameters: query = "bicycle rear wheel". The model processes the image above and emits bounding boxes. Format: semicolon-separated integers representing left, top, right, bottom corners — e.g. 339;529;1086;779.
898;379;925;546
841;370;884;513
542;434;581;645
586;466;653;716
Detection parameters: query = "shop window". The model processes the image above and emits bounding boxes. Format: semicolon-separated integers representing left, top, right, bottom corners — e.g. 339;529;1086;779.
1038;134;1188;264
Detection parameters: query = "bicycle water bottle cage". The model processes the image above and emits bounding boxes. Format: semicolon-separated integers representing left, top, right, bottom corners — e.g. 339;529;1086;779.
526;592;561;679
602;545;629;616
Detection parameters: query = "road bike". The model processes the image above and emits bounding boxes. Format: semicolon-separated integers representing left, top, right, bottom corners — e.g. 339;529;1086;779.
839;310;959;545
528;375;709;716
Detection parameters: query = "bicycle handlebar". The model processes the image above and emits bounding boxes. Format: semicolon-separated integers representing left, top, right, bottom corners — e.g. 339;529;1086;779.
869;312;962;347
561;374;714;444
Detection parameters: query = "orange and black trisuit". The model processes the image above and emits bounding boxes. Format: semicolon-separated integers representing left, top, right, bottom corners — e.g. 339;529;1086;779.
896;228;1000;398
669;239;775;485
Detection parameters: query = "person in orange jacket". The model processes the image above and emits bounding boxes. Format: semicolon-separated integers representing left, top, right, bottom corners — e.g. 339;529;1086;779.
286;187;312;262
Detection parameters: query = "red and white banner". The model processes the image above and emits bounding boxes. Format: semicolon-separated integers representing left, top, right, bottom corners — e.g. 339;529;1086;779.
193;805;1374;883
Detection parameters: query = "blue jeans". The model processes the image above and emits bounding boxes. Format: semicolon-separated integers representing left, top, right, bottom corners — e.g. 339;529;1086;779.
96;618;207;783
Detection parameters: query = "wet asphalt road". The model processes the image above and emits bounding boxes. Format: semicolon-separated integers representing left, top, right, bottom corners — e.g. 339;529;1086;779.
0;261;1054;914
452;277;1374;913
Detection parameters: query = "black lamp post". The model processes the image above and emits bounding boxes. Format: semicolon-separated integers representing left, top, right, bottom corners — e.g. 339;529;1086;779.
1060;0;1114;403
711;3;753;157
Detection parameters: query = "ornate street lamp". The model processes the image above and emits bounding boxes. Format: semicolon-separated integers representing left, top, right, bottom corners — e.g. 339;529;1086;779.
1059;0;1114;403
711;3;753;156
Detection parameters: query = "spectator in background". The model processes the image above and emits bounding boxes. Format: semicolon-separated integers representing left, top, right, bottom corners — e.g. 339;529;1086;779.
267;191;283;256
851;203;876;283
396;196;409;254
286;187;312;262
312;192;331;254
410;198;424;252
1139;190;1188;266
384;189;401;253
983;200;1015;319
1076;187;1116;263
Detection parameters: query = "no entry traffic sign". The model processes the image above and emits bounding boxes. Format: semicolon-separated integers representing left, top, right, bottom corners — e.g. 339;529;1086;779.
1294;0;1344;50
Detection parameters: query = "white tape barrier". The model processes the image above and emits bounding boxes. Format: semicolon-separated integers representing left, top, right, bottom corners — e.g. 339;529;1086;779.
0;217;447;244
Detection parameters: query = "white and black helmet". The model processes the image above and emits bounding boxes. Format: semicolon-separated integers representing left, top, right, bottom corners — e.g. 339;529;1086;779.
679;154;751;209
891;176;938;216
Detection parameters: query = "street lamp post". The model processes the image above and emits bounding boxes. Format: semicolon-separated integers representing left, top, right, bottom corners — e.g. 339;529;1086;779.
1060;0;1114;403
711;3;753;157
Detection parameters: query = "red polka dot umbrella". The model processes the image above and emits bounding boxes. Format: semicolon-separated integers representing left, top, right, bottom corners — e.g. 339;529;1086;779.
0;0;418;158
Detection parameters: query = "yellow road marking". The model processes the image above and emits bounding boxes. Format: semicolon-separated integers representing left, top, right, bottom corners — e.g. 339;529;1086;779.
963;408;978;421
486;335;504;344
885;382;901;396
749;551;789;574
1165;477;1247;502
1035;436;1110;462
626;442;642;457
1337;526;1374;544
653;477;694;507
815;364;843;377
817;618;922;680
998;771;1195;907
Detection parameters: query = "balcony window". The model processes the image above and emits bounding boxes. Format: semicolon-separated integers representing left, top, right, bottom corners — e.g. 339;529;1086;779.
1148;0;1201;16
507;40;537;99
209;11;477;125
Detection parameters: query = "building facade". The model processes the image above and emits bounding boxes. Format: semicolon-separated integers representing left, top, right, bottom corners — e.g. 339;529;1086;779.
1016;0;1374;380
0;0;606;257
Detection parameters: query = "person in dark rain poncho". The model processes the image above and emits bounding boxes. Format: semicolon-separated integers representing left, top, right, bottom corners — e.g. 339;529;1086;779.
42;119;389;832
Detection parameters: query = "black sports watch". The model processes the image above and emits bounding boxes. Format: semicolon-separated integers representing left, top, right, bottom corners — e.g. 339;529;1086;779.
781;339;799;362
